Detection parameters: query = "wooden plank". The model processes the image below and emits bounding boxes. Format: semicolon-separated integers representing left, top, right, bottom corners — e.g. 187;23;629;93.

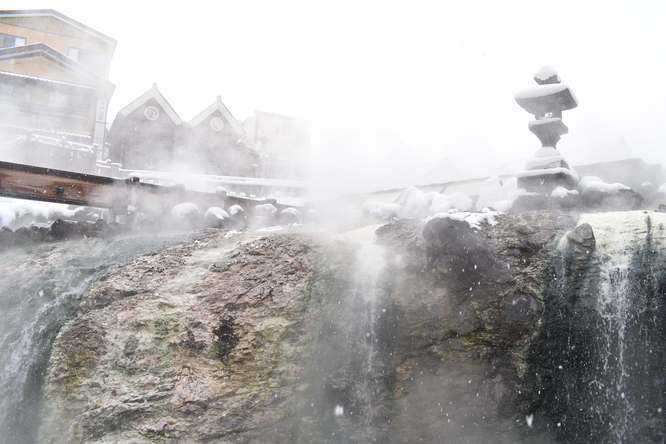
0;160;127;209
0;161;283;219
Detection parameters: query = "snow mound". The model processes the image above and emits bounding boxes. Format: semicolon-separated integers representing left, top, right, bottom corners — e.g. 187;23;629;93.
0;200;83;228
362;201;404;220
171;203;200;219
258;226;282;232
404;187;430;218
551;186;579;198
281;207;300;215
228;205;244;215
578;176;630;194
204;207;229;220
255;203;278;215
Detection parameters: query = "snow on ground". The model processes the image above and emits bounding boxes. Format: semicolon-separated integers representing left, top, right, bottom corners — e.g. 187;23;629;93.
258;226;282;232
426;209;500;230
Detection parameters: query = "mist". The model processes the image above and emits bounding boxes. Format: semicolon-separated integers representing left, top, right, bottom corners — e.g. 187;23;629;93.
5;0;664;195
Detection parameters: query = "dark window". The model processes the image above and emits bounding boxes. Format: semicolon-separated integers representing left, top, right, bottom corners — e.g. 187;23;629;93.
0;33;26;48
0;83;26;101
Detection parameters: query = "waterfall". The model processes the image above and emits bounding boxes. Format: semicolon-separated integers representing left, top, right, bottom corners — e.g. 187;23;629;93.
293;224;396;443
526;212;666;443
0;232;203;444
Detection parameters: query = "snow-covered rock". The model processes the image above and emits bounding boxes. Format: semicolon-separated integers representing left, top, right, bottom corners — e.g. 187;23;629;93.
203;207;229;229
578;176;630;194
403;187;430;219
476;176;506;211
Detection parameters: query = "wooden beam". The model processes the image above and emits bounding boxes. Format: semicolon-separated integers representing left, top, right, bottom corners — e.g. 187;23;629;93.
0;161;282;219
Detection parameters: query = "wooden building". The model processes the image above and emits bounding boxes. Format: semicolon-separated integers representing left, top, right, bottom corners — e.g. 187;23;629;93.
0;9;116;173
107;87;261;177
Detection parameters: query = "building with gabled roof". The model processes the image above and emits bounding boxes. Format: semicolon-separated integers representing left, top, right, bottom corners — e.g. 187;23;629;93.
107;89;260;176
106;84;182;171
0;9;116;173
184;96;254;176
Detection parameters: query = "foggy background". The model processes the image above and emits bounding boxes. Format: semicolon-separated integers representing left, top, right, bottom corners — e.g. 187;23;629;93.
6;0;666;192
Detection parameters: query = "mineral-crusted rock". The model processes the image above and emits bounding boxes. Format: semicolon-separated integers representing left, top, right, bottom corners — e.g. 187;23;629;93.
39;212;577;443
565;222;596;261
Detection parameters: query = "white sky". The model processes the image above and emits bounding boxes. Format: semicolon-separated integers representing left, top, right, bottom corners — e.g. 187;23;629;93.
6;0;666;191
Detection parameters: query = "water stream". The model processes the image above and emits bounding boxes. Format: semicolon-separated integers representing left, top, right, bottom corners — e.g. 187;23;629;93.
293;224;397;443
0;231;206;444
528;212;666;443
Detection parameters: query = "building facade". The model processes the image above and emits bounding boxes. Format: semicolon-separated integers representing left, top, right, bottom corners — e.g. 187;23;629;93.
106;86;257;176
241;110;310;180
0;9;116;173
107;87;307;181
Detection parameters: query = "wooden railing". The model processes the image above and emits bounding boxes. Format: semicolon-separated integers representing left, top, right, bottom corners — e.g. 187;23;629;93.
0;160;282;222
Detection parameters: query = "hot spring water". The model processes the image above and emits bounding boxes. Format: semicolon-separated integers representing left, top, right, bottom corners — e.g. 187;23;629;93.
0;232;204;444
291;224;397;443
528;212;666;443
2;214;665;443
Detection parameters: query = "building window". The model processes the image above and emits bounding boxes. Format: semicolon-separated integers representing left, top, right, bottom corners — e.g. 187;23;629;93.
0;83;26;101
48;91;69;108
68;47;107;75
47;91;90;112
144;106;160;120
210;117;225;131
144;153;158;169
69;94;90;111
0;33;26;48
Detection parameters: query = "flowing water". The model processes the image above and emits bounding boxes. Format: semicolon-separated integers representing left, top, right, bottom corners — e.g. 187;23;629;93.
0;231;207;444
529;212;666;443
293;224;397;443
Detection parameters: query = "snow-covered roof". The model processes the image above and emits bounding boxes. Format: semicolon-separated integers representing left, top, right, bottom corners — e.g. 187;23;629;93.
188;96;246;137
0;43;115;96
115;84;183;125
0;70;95;91
0;9;117;48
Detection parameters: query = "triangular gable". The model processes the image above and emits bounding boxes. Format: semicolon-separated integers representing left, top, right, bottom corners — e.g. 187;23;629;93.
188;96;246;137
0;43;114;97
0;9;117;49
116;84;183;125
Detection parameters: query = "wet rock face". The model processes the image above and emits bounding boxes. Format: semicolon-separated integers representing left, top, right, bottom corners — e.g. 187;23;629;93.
374;212;575;441
39;213;576;443
40;230;321;443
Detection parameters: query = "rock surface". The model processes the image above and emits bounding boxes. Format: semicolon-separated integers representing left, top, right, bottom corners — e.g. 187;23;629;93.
38;212;577;443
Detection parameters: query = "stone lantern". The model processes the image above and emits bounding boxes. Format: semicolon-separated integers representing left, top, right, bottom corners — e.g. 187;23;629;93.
514;66;579;194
